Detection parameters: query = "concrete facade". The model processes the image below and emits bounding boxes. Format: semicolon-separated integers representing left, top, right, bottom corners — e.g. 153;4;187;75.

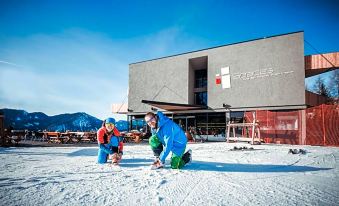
128;31;305;114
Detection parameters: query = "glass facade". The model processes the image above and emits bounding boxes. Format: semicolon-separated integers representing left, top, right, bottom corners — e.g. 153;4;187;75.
194;69;208;106
135;111;253;142
194;92;207;106
156;112;228;141
194;69;207;88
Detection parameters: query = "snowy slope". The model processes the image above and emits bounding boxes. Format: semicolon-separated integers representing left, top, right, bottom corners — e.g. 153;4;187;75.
0;143;338;206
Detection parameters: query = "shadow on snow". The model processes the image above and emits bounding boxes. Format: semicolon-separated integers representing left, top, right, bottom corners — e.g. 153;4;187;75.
68;148;98;157
184;160;332;173
1;148;332;173
118;158;154;167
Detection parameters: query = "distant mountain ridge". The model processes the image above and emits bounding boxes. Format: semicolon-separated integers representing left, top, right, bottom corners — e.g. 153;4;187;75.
0;108;129;132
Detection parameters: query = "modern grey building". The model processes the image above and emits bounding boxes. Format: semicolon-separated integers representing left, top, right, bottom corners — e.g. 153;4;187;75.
127;31;335;139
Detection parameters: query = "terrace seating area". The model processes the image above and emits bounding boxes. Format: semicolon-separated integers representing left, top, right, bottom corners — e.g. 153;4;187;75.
1;129;151;146
120;130;151;143
44;131;97;144
2;130;97;145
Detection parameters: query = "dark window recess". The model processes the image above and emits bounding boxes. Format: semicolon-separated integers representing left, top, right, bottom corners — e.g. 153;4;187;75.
195;92;207;106
195;69;207;88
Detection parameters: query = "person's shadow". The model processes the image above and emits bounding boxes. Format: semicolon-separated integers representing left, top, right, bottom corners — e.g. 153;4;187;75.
68;149;332;172
68;149;154;167
118;158;154;167
184;160;332;173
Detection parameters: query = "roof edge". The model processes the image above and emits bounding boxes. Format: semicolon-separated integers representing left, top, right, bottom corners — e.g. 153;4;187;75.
129;30;304;65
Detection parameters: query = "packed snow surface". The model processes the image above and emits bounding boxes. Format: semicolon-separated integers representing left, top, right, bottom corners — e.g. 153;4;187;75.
1;143;338;206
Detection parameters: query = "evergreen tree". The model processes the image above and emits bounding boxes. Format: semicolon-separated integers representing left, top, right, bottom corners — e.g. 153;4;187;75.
328;70;339;103
313;76;330;97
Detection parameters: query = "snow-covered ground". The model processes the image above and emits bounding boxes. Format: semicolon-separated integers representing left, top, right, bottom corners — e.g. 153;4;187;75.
1;143;338;206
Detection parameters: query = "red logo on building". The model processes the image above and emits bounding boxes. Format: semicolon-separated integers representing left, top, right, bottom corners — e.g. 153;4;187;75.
215;74;221;84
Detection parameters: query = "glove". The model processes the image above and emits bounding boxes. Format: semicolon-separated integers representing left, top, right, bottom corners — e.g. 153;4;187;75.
119;151;123;156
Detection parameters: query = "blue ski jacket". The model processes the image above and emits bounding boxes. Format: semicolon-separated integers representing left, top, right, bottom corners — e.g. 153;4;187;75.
153;111;187;163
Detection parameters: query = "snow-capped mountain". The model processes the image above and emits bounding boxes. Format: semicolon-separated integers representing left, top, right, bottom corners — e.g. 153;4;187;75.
0;108;129;132
45;112;103;132
1;109;131;132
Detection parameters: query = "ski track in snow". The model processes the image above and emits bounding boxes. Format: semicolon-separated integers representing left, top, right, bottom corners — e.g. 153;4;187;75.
0;143;339;206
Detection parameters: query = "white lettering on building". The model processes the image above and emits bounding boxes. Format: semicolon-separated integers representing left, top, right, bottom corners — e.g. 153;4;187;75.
232;68;294;81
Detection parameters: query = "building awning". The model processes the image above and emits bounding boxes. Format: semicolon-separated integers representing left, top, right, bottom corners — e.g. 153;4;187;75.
141;100;207;111
111;103;128;114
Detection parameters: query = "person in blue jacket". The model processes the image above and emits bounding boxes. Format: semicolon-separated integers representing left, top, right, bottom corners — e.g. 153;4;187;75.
145;111;192;169
97;117;124;164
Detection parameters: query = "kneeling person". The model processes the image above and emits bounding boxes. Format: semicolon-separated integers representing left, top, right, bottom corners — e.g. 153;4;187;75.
145;111;192;169
97;117;123;164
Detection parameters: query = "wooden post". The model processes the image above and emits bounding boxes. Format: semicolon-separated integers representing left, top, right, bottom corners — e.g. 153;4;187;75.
251;111;256;144
227;125;230;143
225;111;231;142
233;127;236;140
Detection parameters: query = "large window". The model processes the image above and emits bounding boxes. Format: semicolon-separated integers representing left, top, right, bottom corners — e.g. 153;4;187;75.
195;112;226;141
196;114;208;136
207;113;226;137
195;92;207;106
195;69;207;88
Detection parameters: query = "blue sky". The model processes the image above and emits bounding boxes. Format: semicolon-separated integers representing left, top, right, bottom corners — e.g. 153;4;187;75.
0;0;338;120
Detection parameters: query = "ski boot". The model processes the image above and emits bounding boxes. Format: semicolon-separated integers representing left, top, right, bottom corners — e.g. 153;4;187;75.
182;149;192;165
112;153;121;166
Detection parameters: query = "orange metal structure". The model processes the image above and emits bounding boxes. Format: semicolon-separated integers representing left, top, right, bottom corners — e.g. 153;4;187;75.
305;52;339;77
245;104;339;146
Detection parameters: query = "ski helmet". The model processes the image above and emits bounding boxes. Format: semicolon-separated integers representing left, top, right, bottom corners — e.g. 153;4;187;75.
105;117;116;125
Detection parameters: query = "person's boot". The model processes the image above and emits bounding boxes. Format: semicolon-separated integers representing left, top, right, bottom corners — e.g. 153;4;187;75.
182;149;192;165
117;152;123;161
112;153;119;165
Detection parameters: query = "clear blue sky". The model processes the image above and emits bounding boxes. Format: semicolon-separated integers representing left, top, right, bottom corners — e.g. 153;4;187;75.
0;0;338;120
